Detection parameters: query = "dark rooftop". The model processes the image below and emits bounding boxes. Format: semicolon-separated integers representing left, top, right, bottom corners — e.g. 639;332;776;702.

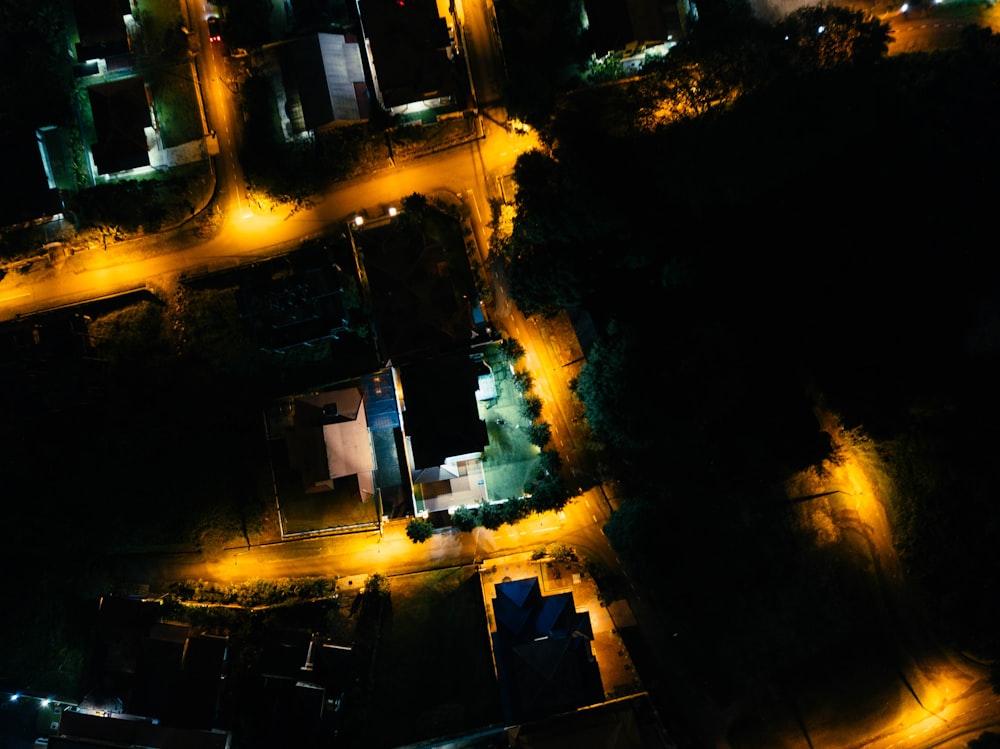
492;577;604;724
73;0;131;62
87;77;151;174
236;263;349;352
357;0;455;109
0;129;63;227
400;351;489;469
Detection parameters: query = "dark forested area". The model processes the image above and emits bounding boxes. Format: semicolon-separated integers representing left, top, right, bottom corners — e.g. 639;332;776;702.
499;13;1000;680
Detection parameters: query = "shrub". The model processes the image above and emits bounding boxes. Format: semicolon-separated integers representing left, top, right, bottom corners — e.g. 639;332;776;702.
502;337;525;361
522;393;543;420
513;369;534;393
527;422;552;447
406;518;434;543
478;502;506;530
452;506;479;532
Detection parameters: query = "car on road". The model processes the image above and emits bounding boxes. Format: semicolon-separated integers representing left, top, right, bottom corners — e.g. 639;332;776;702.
207;16;222;43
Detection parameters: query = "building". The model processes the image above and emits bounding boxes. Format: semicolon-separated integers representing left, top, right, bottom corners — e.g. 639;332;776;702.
356;0;459;115
489;576;604;724
50;709;230;749
0;129;65;229
264;380;399;537
71;0;136;72
266;32;371;136
86;76;153;175
583;0;680;71
252;628;355;747
399;351;490;515
65;595;232;749
236;262;350;354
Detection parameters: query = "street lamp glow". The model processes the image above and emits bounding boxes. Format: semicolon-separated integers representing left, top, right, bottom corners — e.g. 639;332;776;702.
41;698;51;707
387;206;398;217
354;215;365;227
10;693;19;702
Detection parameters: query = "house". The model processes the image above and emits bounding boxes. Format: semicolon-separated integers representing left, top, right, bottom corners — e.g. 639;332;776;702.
490;577;604;724
399;351;490;514
72;0;135;71
235;262;350;353
66;595;232;748
264;382;385;535
583;0;680;70
285;386;376;499
253;628;355;746
0;128;65;229
49;708;230;749
355;0;459;115
129;623;229;729
352;208;482;365
86;76;152;175
265;32;371;136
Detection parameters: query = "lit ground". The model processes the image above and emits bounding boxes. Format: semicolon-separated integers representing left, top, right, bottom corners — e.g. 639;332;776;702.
724;412;992;748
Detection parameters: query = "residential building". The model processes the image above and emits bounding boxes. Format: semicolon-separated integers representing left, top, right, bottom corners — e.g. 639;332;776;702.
0;129;65;229
356;0;460;115
264;32;371;137
236;262;350;354
399;351;490;515
64;595;232;749
50;708;230;749
264;380;390;536
583;0;681;71
86;76;153;175
489;576;604;724
71;0;136;72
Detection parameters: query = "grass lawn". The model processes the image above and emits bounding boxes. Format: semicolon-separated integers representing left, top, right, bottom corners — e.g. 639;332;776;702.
478;342;541;500
364;567;502;748
281;475;380;534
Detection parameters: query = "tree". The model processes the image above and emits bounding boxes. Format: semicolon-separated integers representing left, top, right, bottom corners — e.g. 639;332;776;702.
405;518;434;543
478;502;506;530
452;506;479;532
502;337;525;362
522;393;543;421
365;572;391;597
401;192;429;214
525;450;569;512
526;422;552;448
501;497;531;524
574;323;643;450
777;5;891;70
513;369;534;393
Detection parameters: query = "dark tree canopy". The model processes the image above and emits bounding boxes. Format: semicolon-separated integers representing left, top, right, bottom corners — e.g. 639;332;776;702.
506;20;1000;671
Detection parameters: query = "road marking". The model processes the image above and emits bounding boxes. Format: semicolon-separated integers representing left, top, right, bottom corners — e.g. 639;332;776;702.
0;292;30;302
